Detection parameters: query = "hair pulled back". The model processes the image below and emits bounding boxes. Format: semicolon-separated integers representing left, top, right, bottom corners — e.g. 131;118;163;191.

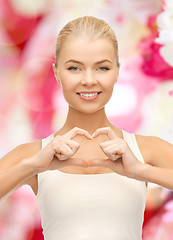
54;16;120;68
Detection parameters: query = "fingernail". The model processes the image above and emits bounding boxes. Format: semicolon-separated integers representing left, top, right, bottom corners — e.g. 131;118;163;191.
92;133;95;138
90;135;93;139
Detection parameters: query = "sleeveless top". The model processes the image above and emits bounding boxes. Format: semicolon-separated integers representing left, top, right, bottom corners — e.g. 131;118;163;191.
36;130;148;240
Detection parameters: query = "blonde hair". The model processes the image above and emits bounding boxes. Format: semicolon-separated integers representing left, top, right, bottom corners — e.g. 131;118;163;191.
54;16;120;68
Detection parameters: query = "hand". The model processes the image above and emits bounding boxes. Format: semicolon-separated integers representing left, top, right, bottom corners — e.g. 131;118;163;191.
87;127;144;178
33;127;92;173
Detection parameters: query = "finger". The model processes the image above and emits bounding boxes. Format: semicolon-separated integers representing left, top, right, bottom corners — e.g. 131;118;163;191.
87;158;124;175
52;157;87;169
87;158;111;169
103;145;123;161
53;141;71;153
64;127;92;140
99;138;123;149
61;157;88;168
99;140;114;148
65;139;80;151
65;141;80;156
91;127;118;140
54;144;73;160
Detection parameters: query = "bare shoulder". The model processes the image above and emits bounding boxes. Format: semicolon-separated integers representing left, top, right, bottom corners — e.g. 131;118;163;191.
0;139;42;193
20;140;42;189
134;134;154;165
0;140;42;167
135;134;173;168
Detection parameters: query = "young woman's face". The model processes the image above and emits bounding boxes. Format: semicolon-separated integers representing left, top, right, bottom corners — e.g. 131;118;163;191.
53;36;120;114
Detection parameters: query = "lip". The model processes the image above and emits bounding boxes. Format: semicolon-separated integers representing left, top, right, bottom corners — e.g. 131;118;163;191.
76;91;102;94
76;92;101;101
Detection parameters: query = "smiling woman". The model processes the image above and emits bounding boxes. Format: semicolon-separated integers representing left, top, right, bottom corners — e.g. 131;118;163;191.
0;15;173;240
52;34;120;116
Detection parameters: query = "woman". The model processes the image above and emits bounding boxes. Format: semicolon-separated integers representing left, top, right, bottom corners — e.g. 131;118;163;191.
0;16;173;240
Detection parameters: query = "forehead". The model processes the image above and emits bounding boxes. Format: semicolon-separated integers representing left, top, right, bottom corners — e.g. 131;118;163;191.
59;36;115;63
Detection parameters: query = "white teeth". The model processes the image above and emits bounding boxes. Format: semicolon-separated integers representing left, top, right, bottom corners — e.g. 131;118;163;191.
79;93;98;97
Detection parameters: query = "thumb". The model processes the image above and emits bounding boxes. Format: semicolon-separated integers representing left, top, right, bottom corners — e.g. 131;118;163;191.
87;158;111;169
61;157;88;168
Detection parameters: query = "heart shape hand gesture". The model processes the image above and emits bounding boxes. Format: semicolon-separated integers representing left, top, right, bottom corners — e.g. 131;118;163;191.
87;127;145;178
35;126;145;179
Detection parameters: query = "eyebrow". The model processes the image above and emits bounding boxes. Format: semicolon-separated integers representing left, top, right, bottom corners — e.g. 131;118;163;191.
65;59;112;65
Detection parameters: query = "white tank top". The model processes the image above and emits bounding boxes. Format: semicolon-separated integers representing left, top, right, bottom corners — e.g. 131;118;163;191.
36;130;147;240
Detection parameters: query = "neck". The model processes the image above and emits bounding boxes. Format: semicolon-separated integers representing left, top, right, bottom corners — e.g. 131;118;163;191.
60;105;112;136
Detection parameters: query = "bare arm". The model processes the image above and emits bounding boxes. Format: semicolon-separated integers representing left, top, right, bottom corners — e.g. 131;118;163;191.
139;164;173;191
0;158;37;200
0;127;92;200
0;141;42;200
135;135;173;191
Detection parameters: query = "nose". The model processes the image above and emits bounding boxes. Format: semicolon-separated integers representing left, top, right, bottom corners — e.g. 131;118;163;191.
81;69;97;86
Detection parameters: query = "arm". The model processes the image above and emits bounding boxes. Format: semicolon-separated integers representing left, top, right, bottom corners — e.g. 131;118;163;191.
135;135;173;191
139;164;173;191
0;141;41;200
0;159;36;200
0;127;91;200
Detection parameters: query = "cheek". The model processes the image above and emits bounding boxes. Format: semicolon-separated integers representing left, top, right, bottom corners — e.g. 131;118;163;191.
59;72;76;91
100;73;116;91
59;75;78;103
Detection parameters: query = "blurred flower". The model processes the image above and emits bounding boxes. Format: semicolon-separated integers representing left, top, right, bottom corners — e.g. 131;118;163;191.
155;0;173;67
163;0;173;10
139;14;173;80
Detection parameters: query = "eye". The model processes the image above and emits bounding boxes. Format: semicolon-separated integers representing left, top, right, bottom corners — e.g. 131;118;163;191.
98;66;110;71
67;66;80;71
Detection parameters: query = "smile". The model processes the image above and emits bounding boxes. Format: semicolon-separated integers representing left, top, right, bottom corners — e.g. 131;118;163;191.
76;92;102;101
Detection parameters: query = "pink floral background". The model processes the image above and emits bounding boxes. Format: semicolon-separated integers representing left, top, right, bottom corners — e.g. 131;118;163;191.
0;0;173;239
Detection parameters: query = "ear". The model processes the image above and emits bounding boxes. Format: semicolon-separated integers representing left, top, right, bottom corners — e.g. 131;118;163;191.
114;63;120;83
52;63;61;85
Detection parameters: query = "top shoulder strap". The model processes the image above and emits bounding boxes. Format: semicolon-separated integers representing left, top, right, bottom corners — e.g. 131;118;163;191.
42;133;54;149
122;130;145;164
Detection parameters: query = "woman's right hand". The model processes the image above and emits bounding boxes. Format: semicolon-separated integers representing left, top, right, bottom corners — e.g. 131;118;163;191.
31;127;92;173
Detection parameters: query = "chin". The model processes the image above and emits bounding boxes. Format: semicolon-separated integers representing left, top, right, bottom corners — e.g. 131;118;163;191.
77;107;105;114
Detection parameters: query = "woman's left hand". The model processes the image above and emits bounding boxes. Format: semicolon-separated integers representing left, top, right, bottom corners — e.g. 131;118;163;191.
87;127;145;179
